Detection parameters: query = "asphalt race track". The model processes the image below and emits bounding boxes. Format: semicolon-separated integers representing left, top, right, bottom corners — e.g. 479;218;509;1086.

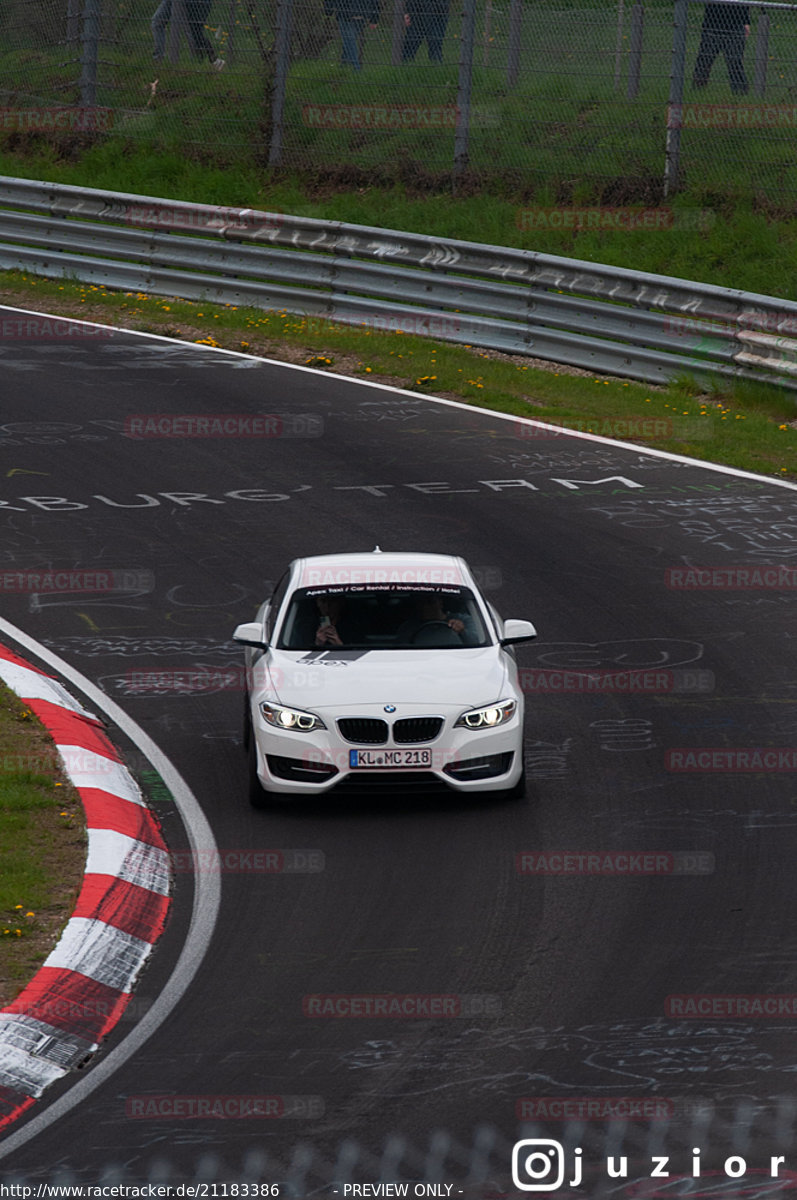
1;313;797;1196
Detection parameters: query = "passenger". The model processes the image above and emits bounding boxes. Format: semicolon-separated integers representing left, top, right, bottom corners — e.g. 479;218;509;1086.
314;594;350;646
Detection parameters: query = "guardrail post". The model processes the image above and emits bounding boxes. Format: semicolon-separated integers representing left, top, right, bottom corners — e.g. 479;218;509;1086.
754;7;770;97
627;3;644;99
454;0;476;188
664;0;687;197
506;0;522;88
80;0;100;108
269;0;294;166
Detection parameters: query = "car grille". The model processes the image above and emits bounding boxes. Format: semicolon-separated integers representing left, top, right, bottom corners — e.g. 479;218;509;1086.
337;718;388;744
393;717;443;744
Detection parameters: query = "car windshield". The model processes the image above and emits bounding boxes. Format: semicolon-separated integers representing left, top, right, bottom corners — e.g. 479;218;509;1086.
276;584;491;650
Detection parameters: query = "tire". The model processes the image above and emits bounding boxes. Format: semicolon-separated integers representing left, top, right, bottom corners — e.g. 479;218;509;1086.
247;731;269;809
242;692;251;750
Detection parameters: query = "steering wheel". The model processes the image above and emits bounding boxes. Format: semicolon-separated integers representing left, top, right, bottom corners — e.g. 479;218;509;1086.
410;620;457;644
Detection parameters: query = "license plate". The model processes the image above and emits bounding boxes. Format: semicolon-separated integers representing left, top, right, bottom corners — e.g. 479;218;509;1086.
350;748;432;769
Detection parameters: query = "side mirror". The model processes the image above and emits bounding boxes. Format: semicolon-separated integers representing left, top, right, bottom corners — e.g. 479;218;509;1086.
500;619;537;646
233;621;267;648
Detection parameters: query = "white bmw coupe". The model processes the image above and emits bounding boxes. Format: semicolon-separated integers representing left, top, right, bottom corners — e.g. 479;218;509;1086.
233;549;536;805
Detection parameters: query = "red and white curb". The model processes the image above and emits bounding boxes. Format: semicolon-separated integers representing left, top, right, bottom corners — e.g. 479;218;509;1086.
0;643;171;1132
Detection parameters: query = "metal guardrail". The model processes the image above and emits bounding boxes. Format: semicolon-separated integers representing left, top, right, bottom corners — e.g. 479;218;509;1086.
0;175;796;390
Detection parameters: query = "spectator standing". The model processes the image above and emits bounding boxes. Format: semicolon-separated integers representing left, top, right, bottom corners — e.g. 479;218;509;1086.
151;0;225;69
324;0;380;70
692;2;750;93
402;0;450;63
186;0;226;68
151;0;172;60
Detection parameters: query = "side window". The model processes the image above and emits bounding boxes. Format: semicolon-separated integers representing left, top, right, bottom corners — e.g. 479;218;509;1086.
265;572;289;641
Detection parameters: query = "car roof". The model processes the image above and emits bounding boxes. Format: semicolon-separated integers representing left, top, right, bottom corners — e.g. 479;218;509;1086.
290;551;473;588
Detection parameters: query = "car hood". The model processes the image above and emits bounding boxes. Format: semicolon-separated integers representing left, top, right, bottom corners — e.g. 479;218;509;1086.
262;647;509;710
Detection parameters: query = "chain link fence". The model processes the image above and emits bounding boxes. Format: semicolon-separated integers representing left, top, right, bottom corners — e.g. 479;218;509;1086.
1;0;797;201
2;1097;797;1194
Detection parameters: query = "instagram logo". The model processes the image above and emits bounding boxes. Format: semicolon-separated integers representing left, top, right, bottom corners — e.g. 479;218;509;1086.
512;1139;567;1191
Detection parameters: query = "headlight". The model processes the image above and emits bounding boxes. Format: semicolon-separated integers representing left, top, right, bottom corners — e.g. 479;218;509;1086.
455;699;516;730
260;702;326;732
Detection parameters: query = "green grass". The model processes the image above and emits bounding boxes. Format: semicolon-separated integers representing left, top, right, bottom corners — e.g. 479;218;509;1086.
3;270;794;481
2;0;797;295
0;134;796;298
2;0;797;205
0;683;86;1003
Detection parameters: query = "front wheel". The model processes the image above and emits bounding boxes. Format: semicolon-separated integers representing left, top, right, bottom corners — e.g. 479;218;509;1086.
248;731;269;809
242;692;251;750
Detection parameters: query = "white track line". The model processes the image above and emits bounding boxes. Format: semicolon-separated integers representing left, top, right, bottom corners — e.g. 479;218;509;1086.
1;301;795;490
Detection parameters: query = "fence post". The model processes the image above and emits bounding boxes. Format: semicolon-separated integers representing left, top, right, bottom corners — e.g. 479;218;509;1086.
754;7;769;97
627;2;644;99
664;0;687;197
227;0;236;63
506;0;522;87
613;0;625;91
80;0;100;108
454;0;476;187
392;0;405;66
269;0;294;167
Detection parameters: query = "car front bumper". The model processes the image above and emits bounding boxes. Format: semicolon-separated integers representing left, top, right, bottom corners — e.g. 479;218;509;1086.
249;701;524;795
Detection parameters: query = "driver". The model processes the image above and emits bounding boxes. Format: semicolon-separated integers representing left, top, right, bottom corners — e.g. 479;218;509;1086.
396;593;464;644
